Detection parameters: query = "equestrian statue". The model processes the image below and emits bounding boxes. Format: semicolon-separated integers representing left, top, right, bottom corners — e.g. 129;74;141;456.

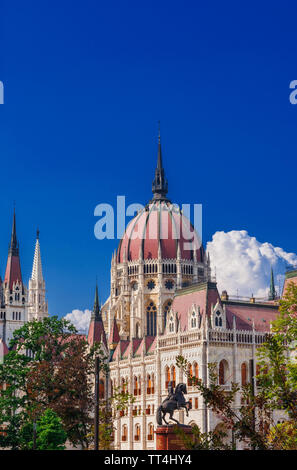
156;382;192;426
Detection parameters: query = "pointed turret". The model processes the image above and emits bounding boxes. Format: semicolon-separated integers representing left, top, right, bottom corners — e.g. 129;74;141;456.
31;229;44;282
92;283;101;321
87;283;107;349
109;316;120;350
4;209;23;290
28;230;48;321
152;128;169;201
268;267;276;300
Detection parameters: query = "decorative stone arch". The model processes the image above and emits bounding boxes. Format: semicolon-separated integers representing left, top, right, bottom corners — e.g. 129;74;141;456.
188;420;198;428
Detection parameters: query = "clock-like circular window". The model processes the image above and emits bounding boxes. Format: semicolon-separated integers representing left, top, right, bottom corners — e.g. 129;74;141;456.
165;280;174;290
147;280;156;290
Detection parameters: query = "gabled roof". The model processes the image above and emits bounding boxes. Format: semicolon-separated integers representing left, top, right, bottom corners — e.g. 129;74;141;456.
223;300;279;332
172;281;220;331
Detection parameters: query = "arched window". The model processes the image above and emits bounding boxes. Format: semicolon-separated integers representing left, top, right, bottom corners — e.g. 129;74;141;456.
151;374;155;394
148;423;154;441
219;360;226;385
215;311;223;327
169;314;175;333
122;425;128;442
146;302;157;335
134;376;138;396
135;322;140;338
138;375;141;395
191;312;197;328
135;424;141;441
194;362;199;380
165;366;171;389
241;363;247;386
147;374;152;394
187;363;193;386
99;379;105;399
219;359;228;385
171;366;176;388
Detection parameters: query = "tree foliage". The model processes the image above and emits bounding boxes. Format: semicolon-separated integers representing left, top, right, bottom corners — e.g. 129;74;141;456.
0;316;108;449
20;408;67;450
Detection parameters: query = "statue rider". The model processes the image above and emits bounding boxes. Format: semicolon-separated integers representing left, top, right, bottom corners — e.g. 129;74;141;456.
166;381;175;401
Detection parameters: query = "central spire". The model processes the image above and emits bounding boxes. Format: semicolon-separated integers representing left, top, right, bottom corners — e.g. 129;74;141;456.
152;126;169;201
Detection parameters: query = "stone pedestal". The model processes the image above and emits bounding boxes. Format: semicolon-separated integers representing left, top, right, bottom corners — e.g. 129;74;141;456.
155;425;193;450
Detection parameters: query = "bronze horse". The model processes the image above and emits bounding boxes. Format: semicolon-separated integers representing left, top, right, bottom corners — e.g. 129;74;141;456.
156;383;192;425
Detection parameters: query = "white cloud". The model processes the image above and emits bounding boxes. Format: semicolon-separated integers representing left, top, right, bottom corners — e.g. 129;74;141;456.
64;309;92;334
207;230;297;298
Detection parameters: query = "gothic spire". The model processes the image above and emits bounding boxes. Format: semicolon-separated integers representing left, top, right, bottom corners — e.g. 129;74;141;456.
268;267;276;300
9;208;19;256
88;282;107;348
4;209;23;289
152;127;169;201
93;282;101;321
31;229;44;282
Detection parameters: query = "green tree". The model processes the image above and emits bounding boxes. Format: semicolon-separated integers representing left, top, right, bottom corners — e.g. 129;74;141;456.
20;408;67;450
0;316;108;449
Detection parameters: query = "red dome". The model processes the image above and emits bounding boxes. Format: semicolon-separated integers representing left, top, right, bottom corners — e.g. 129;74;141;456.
117;200;204;263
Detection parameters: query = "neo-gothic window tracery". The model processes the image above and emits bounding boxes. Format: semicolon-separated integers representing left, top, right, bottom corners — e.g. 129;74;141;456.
147;280;156;290
146;302;157;335
168;314;174;333
191;311;197;328
165;279;174;290
215;310;222;327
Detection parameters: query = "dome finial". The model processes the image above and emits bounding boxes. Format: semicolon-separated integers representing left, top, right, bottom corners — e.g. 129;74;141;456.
151;123;169;201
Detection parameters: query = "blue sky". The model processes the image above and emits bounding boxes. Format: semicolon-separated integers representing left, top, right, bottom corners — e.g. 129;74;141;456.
0;1;297;317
